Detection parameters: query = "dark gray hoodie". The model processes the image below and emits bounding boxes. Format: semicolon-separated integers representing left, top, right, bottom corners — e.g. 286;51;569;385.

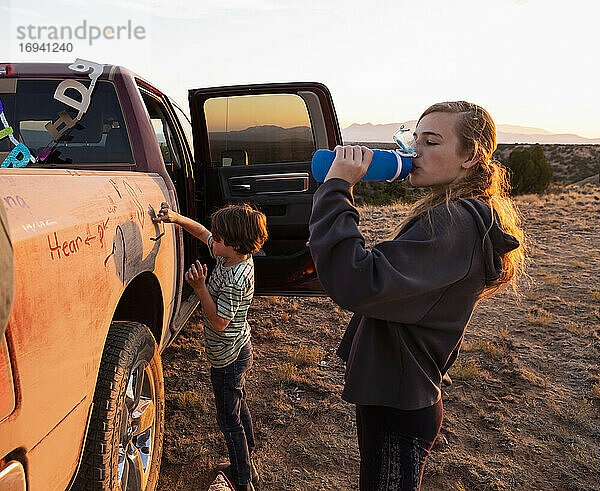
309;179;519;410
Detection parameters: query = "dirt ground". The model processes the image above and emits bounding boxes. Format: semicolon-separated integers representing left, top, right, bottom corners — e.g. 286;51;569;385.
157;184;600;490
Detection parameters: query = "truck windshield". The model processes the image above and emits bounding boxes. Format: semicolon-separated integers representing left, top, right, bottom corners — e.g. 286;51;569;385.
0;79;133;167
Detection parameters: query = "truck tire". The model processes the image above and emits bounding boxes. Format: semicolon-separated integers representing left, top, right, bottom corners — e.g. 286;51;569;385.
73;321;164;491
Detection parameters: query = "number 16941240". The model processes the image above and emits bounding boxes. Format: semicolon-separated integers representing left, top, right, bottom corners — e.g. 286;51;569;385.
19;43;73;53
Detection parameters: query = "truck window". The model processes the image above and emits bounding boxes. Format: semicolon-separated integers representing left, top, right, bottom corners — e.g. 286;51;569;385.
0;79;133;167
138;89;189;218
171;103;193;153
204;93;315;167
140;91;184;172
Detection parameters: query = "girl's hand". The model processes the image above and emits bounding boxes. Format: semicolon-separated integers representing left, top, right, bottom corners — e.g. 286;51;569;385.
154;202;179;224
185;260;208;291
324;145;373;186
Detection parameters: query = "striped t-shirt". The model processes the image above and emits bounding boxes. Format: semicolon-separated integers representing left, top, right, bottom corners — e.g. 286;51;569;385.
202;234;254;368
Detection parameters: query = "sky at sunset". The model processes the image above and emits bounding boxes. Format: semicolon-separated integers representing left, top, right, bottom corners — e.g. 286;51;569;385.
2;0;599;138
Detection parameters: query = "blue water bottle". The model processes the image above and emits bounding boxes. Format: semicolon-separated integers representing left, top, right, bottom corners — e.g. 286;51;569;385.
311;125;416;182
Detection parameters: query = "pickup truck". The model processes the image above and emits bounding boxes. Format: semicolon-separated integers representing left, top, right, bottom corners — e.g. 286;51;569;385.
0;60;343;491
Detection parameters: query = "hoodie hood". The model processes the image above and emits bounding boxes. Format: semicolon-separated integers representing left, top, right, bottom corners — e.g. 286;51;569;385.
459;198;520;286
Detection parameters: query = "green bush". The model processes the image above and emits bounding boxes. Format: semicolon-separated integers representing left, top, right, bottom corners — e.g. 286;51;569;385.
503;144;553;195
353;179;419;206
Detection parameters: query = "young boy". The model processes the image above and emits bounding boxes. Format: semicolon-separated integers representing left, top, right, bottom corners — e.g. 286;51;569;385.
155;202;268;491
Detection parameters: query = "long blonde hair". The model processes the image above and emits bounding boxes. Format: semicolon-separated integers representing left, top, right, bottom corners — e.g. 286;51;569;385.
397;101;527;297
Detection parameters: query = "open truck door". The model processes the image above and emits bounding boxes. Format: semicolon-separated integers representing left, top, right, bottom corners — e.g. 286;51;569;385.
189;83;342;295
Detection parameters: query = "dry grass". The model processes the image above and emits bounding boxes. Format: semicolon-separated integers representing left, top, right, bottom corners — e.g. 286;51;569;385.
565;321;586;334
568;442;600;472
172;390;206;410
591;289;600;301
292;346;322;367
518;367;547;388
564;300;580;313
543;435;562;450
495;326;509;343
518;194;540;203
274;362;300;384
449;358;484;380
461;339;505;359
526;308;553;326
454;480;467;491
548;398;596;426
524;289;542;301
251;320;283;343
592;382;600;400
592;377;600;400
265;296;279;306
542;273;562;286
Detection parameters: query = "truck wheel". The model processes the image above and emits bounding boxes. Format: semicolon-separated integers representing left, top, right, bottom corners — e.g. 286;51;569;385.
74;321;164;491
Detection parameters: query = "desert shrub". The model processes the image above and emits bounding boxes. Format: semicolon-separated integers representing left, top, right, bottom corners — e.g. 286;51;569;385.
503;144;553;195
449;358;483;379
292;346;321;367
526;307;553;326
354;179;421;206
274;362;300;384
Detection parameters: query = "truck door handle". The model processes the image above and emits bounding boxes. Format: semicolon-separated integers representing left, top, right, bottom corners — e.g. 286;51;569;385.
230;173;309;194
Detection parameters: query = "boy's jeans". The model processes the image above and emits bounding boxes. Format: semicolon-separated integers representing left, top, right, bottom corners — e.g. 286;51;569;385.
210;340;255;485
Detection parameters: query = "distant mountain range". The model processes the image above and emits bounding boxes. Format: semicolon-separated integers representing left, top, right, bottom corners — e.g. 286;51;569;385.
342;122;600;144
210;125;312;142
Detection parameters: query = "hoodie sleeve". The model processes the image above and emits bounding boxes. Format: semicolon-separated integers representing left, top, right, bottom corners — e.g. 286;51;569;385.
308;179;481;323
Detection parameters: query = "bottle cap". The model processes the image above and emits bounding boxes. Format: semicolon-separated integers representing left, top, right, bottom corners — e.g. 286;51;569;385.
393;125;417;157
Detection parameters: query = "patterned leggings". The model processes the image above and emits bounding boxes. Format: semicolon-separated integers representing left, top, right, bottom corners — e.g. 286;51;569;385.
356;400;443;490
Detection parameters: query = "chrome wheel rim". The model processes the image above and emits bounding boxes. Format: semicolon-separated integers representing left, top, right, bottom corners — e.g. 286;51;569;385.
118;360;156;490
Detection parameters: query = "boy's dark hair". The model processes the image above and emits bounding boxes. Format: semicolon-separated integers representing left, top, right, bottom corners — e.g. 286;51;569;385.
210;203;268;255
